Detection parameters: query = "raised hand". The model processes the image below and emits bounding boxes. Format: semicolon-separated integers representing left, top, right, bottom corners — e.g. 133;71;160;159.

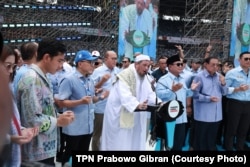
210;96;219;102
137;100;148;110
172;81;183;92
81;96;92;104
239;84;249;91
57;111;75;127
175;45;183;51
100;90;110;99
101;73;111;83
11;127;37;145
219;74;226;85
191;80;200;90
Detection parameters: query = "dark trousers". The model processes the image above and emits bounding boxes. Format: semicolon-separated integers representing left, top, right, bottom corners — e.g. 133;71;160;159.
92;113;104;151
62;133;92;165
224;99;250;151
56;127;64;162
216;96;228;145
193;120;220;151
37;157;55;166
172;123;186;151
185;114;195;148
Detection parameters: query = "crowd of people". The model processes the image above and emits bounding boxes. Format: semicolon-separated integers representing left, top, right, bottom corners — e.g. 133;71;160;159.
1;29;250;167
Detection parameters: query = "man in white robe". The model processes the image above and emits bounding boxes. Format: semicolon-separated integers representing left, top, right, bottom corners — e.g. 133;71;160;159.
120;0;153;60
101;55;161;150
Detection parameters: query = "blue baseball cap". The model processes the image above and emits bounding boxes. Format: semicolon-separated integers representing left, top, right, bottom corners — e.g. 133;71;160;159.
74;50;97;64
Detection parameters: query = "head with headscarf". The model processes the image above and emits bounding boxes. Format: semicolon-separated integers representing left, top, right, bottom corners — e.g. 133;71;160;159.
136;0;146;15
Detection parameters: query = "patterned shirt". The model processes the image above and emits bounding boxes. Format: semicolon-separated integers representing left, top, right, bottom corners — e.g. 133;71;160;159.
16;64;58;161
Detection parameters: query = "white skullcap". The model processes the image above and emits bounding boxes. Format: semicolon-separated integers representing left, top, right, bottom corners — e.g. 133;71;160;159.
135;54;150;62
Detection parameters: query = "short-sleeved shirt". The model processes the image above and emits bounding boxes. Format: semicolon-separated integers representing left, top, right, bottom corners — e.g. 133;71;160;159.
57;69;95;136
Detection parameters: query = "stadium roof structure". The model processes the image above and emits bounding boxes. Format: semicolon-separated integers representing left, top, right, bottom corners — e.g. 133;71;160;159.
157;0;233;60
159;0;187;18
0;0;233;60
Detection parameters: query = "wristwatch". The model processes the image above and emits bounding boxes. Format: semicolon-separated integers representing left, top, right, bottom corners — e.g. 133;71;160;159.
98;96;104;101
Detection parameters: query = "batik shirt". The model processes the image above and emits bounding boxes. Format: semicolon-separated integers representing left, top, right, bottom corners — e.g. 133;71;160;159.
16;64;58;161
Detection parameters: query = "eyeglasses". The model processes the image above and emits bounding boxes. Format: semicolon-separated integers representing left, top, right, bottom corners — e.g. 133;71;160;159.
94;62;102;66
4;62;17;71
122;61;128;63
209;63;220;67
80;60;95;65
244;57;250;61
172;63;183;67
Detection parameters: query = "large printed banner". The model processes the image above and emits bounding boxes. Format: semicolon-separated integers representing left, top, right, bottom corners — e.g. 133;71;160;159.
118;0;159;62
230;0;250;67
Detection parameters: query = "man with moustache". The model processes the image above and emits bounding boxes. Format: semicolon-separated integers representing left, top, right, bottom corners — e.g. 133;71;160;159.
101;54;161;150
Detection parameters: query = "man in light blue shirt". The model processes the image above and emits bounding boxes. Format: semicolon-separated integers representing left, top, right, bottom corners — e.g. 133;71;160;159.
55;50;108;165
192;56;228;151
91;50;120;151
224;51;250;151
156;54;195;151
13;42;38;98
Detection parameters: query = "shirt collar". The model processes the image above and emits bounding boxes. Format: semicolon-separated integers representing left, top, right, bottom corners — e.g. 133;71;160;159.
168;71;183;80
203;69;218;77
75;69;90;80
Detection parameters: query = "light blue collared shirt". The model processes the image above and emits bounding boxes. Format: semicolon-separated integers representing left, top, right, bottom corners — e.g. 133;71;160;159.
57;69;95;135
91;64;120;114
180;68;194;88
225;66;250;101
193;69;228;122
13;64;31;99
156;72;193;124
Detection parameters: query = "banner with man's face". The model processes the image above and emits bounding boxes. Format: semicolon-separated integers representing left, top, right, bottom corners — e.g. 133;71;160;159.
118;0;159;62
230;0;250;67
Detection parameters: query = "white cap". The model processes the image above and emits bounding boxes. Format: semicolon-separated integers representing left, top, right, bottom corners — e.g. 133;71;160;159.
135;54;150;62
92;50;100;57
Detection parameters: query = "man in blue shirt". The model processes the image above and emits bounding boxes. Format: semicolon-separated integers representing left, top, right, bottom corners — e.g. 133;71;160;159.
192;56;228;151
224;51;250;151
13;42;38;97
91;50;120;151
55;50;108;165
156;54;196;151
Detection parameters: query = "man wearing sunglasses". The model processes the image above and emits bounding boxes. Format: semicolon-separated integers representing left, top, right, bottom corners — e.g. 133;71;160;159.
92;50;103;69
121;57;131;70
224;51;250;151
155;54;197;151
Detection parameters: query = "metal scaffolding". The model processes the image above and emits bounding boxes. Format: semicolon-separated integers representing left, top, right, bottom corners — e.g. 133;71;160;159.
183;0;233;61
0;0;119;56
